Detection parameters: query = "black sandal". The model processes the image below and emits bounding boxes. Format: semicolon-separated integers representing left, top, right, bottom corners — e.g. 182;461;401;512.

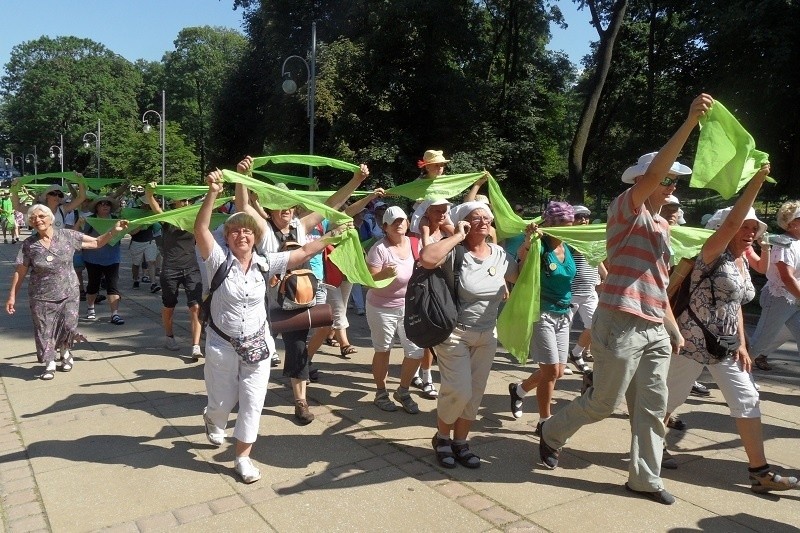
324;338;340;347
340;345;357;359
431;434;456;469
451;442;481;469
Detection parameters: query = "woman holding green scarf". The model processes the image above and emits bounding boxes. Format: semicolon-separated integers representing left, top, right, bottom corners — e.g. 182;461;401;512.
234;155;369;424
508;201;576;433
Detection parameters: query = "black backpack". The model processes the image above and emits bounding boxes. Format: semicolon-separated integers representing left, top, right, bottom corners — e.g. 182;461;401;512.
404;243;465;348
668;255;723;319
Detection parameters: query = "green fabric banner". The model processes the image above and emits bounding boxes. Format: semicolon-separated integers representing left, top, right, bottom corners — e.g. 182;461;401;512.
81;178;126;191
497;239;542;363
10;172;78;193
150;185;208;201
221;169;392;289
386;173;484;201
252;170;317;187
251;154;360;174
691;100;774;199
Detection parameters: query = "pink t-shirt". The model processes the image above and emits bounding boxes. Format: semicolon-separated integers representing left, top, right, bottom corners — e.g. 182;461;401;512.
366;236;419;308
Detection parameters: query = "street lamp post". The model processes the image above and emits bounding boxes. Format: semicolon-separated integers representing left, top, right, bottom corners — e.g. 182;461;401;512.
142;90;166;193
82;119;101;178
281;21;316;179
14;156;24;176
25;148;38;182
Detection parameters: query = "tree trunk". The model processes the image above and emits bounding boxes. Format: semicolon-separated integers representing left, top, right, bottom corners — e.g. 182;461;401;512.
567;0;628;203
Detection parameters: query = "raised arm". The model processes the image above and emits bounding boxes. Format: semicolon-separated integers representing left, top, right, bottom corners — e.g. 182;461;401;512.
287;223;352;270
81;219;129;249
300;163;369;230
195;170;224;261
345;188;384;216
630;94;713;207
463;172;489;202
699;163;770;264
144;183;164;214
419;220;469;269
233;156;271;239
62;180;87;213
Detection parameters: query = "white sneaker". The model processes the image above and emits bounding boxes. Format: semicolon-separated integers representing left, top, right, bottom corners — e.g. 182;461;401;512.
164;336;180;351
563;366;573;375
191;344;203;359
234;456;261;484
203;407;225;447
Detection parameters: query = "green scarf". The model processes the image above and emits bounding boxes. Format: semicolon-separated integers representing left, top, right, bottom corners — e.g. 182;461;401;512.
386;172;485;201
691;100;774;199
221;169;392;289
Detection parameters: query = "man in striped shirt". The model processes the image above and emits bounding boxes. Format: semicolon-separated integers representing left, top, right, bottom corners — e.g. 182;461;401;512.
539;94;714;506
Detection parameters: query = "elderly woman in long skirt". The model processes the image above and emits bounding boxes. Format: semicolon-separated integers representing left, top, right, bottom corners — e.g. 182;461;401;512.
6;204;128;380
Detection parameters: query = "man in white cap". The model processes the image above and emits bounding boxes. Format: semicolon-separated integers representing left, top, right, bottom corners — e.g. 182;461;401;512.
539;93;713;506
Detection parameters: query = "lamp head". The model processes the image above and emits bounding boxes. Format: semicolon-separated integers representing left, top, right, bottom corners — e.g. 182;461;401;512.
143;122;152;134
282;78;298;95
84;141;91;149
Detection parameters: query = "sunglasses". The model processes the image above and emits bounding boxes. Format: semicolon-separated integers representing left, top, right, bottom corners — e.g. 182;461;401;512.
659;176;680;187
47;191;64;198
97;201;112;207
574;214;590;220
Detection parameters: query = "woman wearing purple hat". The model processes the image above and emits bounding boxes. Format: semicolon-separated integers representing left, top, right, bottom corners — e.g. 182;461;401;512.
509;201;576;433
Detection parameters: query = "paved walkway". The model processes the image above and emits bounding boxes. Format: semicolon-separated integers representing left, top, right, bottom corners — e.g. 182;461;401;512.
1;231;799;532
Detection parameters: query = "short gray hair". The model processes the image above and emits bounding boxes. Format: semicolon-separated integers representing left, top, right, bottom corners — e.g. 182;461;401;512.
27;204;55;224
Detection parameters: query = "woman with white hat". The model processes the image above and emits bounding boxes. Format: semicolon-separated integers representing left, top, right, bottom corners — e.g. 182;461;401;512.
662;165;798;493
420;201;519;468
748;199;800;371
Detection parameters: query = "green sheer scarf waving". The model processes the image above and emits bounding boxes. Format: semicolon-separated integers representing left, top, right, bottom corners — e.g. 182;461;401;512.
81;178;125;191
252;170;317;187
495;223;710;363
221;169;392;289
692;100;774;199
386;173;485;201
90;197;232;245
10;172;78;194
150;185;208;201
252;154;360;174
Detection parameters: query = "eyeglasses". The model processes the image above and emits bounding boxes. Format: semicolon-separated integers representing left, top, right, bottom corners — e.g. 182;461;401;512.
574;214;590;220
467;216;492;224
97;201;112;207
29;214;48;221
47;192;64;198
229;228;254;236
659;176;680;187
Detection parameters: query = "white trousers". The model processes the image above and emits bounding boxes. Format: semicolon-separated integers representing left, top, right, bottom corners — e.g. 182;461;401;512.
204;329;271;444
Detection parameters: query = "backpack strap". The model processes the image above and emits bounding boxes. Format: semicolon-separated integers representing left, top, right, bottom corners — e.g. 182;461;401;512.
451;244;465;310
208;249;235;294
688;254;725;306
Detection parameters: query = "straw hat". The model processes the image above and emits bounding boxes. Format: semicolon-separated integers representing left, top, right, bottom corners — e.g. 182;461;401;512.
420;150;450;166
89;196;120;212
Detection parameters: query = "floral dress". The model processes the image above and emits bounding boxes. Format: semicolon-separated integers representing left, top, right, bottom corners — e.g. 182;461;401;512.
16;230;84;363
677;250;754;365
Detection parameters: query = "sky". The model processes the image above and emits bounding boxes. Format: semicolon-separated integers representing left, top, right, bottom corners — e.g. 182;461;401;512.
1;0;594;70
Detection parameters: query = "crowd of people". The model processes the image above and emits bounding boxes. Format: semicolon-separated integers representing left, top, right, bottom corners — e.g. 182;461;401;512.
3;95;800;498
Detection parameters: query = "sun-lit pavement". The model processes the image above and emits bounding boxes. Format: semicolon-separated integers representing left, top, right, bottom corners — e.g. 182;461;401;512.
1;229;799;532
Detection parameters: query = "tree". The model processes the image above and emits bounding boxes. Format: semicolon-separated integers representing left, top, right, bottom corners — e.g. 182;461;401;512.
1;36;142;176
163;26;247;176
567;0;628;203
